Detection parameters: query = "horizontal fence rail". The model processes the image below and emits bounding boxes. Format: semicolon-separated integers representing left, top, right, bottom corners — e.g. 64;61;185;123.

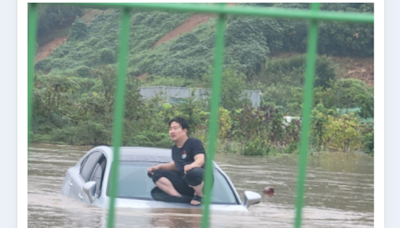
74;3;374;23
27;3;374;228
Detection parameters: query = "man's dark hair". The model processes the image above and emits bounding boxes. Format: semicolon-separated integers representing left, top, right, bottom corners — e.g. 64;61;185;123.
169;117;189;131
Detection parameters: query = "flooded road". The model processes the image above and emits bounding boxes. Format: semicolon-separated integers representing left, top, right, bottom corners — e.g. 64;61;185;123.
28;144;373;227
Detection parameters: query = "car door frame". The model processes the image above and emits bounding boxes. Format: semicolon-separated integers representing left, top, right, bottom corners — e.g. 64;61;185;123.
71;147;109;204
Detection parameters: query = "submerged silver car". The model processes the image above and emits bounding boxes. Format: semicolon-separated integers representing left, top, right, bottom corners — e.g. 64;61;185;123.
61;146;261;212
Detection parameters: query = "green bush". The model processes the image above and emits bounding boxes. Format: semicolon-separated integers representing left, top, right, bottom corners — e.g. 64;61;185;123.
318;21;373;57
356;87;374;119
278;19;309;53
127;132;173;148
202;67;248;110
35;59;52;72
259;54;337;88
362;132;374;155
99;48;116;64
48;122;109;145
360;122;374;155
52;45;70;58
170;34;199;52
241;139;271;156
76;66;91;77
50;127;78;144
334;78;371;109
222;141;242;154
77;121;109;145
68;19;88;41
30;133;52;143
284;141;299;154
259;84;301;114
88;37;100;46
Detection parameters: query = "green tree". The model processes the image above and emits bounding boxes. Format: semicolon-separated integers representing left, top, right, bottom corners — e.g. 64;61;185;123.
360;122;374;155
202;67;249;110
175;91;208;135
334;78;371;109
355;87;374;119
274;3;374;57
259;54;336;89
99;48;116;64
32;73;81;134
310;104;337;150
326;114;362;152
68;19;88;41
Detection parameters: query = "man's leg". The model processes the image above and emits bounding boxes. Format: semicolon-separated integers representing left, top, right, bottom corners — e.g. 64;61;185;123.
184;168;207;205
191;181;204;196
190;181;204;205
152;169;195;198
155;177;181;197
152;169;182;196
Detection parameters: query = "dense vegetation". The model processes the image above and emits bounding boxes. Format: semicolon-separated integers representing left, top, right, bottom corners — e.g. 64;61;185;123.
32;3;374;155
36;3;373;77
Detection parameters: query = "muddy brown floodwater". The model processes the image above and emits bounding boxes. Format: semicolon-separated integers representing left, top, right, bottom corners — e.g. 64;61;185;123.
28;144;373;228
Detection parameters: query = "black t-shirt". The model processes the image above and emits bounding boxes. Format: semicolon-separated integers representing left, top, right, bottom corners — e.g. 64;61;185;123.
172;137;206;176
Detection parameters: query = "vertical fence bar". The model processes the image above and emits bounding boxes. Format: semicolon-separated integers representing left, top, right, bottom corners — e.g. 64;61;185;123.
28;3;37;152
107;7;131;228
201;4;227;228
294;3;320;228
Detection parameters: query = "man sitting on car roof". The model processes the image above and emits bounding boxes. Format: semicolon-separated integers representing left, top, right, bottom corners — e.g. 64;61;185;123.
148;117;206;206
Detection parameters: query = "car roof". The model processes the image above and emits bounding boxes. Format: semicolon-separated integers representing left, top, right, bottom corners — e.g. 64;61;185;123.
95;146;172;163
120;147;171;156
119;147;173;163
94;146;217;166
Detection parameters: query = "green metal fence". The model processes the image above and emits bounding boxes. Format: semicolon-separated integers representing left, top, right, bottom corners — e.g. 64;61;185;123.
28;3;373;228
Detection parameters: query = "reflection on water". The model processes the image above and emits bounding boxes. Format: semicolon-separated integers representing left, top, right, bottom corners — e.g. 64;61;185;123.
28;144;373;227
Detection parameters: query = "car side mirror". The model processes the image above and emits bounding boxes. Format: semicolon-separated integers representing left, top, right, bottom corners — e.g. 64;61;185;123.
83;181;96;203
243;191;261;208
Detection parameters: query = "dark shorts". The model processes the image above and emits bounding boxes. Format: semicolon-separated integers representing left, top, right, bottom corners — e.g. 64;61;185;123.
152;168;204;197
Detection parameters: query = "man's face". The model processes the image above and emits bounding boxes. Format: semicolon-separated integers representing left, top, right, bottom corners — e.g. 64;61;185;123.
169;121;187;142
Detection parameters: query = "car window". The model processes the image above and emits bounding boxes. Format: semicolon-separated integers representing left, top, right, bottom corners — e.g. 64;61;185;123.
88;156;107;196
107;162;238;204
79;156;89;174
80;151;103;181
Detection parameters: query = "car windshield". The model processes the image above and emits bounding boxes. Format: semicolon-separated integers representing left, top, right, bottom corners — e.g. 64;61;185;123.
107;162;238;204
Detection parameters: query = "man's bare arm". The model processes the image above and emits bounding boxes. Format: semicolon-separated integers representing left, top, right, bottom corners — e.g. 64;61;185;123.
191;154;205;168
157;161;177;171
182;154;205;174
183;154;205;174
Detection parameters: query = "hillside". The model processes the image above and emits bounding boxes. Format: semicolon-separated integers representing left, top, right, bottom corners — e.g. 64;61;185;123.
36;7;374;87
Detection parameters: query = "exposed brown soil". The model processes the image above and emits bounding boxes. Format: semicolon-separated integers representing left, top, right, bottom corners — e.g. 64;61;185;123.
331;56;374;87
151;14;214;49
152;3;236;49
35;35;68;62
35;9;109;63
137;73;149;81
